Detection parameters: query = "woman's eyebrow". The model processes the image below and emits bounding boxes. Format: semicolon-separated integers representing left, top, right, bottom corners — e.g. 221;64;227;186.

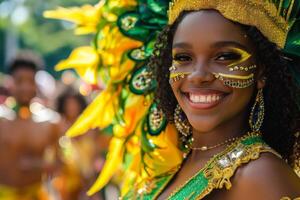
211;41;249;51
172;42;193;49
173;41;249;51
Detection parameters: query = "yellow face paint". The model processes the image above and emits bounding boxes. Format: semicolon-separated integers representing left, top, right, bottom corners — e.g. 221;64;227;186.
213;72;255;88
227;48;252;67
169;72;191;84
213;73;254;80
170;72;190;78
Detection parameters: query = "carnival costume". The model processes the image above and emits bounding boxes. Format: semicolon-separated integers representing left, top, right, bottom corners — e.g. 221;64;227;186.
44;0;300;199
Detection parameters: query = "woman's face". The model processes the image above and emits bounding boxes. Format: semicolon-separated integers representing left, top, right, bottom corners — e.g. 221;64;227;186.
171;10;263;133
64;97;82;119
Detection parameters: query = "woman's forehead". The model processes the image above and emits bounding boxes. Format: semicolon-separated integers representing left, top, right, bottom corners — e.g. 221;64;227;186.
173;10;252;50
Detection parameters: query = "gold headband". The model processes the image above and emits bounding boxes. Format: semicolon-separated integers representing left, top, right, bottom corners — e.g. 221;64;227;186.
168;0;295;48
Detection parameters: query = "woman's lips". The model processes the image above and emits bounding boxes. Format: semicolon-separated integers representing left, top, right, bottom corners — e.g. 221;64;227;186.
182;91;227;109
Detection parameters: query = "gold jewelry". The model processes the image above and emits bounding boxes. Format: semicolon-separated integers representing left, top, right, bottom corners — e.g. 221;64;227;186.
229;65;257;72
174;104;191;138
191;135;240;151
213;72;255;88
167;132;280;200
174;104;193;148
168;0;293;48
169;72;190;84
249;88;265;132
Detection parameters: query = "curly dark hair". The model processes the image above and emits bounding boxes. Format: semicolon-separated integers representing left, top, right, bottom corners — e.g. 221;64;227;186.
56;88;87;115
8;51;44;74
148;11;300;170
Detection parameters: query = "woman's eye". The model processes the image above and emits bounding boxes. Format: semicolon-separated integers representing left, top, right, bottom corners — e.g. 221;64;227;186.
216;52;241;61
173;54;192;62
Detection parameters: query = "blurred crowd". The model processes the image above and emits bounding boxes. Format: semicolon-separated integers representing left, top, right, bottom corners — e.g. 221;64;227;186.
0;51;117;200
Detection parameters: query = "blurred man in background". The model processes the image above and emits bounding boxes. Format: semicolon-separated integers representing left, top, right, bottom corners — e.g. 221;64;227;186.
0;52;60;200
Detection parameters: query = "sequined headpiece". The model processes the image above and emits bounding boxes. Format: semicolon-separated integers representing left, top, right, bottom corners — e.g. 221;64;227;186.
168;0;300;56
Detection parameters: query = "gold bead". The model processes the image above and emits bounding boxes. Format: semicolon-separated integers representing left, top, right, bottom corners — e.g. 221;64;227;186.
200;146;208;151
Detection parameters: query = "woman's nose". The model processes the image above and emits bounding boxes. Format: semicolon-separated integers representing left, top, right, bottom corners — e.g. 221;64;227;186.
187;62;215;84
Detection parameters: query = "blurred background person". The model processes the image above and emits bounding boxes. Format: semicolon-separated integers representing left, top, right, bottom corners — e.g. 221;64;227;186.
0;86;10;104
0;52;61;200
54;89;111;200
57;90;87;135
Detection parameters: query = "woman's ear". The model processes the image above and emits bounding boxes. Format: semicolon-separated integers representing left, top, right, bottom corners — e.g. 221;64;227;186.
256;64;266;89
257;77;266;89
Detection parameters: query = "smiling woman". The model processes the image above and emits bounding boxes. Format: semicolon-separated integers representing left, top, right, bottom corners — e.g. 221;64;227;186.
44;0;300;199
139;2;300;200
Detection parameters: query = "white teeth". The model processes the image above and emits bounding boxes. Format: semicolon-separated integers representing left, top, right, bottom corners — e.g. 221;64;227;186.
189;94;223;103
212;95;216;101
207;95;212;102
200;96;205;102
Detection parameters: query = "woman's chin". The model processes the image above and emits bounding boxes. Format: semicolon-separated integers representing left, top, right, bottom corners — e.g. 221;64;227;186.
189;120;220;134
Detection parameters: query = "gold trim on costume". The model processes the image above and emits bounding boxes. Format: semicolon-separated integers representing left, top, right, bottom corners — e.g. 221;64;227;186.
168;0;293;48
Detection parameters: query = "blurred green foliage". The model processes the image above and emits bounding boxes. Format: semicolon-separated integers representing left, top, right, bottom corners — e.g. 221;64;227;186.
0;0;98;78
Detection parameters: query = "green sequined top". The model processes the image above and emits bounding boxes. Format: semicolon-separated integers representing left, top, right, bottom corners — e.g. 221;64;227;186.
122;132;281;200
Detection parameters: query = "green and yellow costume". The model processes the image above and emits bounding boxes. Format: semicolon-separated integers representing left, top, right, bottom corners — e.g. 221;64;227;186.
123;132;280;199
44;0;300;199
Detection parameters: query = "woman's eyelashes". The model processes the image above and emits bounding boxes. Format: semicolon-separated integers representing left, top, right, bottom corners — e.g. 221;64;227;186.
215;49;252;68
215;52;242;62
172;53;193;65
172;48;251;68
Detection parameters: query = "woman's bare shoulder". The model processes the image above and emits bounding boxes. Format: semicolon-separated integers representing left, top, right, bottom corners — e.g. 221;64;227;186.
228;152;300;199
208;152;300;200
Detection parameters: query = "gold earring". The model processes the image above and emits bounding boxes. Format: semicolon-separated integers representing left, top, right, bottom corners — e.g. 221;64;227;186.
174;104;193;148
249;88;265;132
